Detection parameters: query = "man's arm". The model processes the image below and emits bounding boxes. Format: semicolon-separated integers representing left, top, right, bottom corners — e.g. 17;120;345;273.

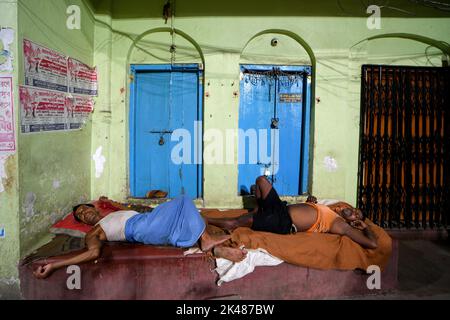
330;219;378;249
34;226;105;279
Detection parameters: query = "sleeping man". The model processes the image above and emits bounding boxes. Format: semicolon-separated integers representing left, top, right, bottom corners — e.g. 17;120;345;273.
206;176;378;249
34;195;247;279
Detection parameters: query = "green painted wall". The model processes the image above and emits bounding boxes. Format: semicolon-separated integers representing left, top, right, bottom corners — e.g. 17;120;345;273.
0;0;21;300
17;0;95;256
90;0;450;209
0;0;449;299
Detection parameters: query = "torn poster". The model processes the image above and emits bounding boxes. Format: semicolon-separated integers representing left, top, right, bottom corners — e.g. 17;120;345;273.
0;154;9;193
68;58;98;96
68;94;94;130
23;39;68;92
20;86;93;133
0;77;15;152
0;28;14;73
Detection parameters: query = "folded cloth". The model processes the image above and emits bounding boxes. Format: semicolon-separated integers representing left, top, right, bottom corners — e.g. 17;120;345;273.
182;245;284;285
230;219;392;271
201;208;392;273
215;247;284;286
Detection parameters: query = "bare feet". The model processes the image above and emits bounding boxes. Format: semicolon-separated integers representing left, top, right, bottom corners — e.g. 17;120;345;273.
200;231;231;252
213;246;248;262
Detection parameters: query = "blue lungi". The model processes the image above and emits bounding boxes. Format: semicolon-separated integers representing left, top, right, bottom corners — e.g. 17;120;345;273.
124;195;205;248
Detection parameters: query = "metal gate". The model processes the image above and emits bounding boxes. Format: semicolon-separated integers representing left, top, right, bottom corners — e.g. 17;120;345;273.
357;65;450;229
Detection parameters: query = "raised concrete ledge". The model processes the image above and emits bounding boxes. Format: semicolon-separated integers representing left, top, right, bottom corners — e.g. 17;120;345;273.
19;239;398;300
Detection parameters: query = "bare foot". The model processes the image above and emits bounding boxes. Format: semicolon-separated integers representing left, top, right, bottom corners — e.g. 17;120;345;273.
200;232;231;252
214;246;248;262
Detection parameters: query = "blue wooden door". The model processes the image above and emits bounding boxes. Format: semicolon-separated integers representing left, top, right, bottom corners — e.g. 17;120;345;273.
238;65;311;196
238;67;274;195
130;65;203;198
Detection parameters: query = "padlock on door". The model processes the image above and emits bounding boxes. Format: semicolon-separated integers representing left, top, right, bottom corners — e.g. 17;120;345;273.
271;118;279;129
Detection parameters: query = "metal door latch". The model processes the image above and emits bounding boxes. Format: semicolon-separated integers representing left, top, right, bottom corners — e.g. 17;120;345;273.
149;130;173;146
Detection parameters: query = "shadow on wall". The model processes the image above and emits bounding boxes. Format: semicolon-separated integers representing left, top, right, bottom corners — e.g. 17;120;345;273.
87;0;450;18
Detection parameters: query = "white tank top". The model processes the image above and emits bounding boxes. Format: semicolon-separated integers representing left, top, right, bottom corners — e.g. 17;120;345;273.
97;210;139;241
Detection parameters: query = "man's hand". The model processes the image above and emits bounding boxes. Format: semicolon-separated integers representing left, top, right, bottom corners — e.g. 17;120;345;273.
33;263;54;279
351;220;368;231
306;195;318;204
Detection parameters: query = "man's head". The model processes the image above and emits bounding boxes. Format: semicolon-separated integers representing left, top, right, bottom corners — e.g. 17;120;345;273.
340;207;365;223
73;204;102;226
329;202;365;223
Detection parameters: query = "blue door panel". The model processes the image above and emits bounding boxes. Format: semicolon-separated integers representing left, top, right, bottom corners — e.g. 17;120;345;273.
238;73;274;194
169;71;199;197
130;65;202;199
135;72;171;197
273;75;303;195
300;77;312;194
238;65;311;196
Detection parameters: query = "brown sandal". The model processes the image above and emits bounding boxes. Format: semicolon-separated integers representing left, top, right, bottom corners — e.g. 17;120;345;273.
146;190;168;199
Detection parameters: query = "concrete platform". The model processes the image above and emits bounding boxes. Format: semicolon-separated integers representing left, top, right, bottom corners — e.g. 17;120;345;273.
19;238;398;300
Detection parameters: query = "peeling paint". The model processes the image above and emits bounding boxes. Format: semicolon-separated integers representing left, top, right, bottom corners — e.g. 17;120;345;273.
53;180;61;189
0;153;16;193
3;153;16;193
93;146;106;178
50;211;59;224
323;156;338;172
23;192;37;219
0;154;8;193
0;277;19;285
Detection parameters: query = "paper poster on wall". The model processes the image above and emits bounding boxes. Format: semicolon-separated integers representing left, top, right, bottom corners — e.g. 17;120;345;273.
19;86;93;133
0;28;15;73
0;77;15;151
68;58;98;96
68;94;94;129
23;39;68;92
20;86;67;133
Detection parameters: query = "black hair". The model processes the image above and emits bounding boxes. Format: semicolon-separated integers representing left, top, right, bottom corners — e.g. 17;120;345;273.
72;203;95;222
342;206;366;221
356;208;366;221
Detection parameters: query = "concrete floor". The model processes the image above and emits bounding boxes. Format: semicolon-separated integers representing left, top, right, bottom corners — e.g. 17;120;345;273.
342;239;450;300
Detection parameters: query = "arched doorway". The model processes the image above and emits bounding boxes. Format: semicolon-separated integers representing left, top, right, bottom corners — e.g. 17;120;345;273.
237;30;315;196
128;29;204;199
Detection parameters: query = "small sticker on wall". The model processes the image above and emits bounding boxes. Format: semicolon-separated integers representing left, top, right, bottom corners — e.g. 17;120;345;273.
0;226;5;238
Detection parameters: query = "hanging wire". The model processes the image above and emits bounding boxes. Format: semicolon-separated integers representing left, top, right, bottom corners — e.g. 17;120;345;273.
242;68;305;88
409;0;450;12
170;0;177;66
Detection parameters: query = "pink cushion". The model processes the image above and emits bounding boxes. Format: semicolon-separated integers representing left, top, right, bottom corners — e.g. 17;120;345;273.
50;200;120;238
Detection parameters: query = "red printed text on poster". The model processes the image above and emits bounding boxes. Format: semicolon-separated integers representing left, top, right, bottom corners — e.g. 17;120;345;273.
23;39;68;92
20;86;67;133
67;94;94;130
68;58;98;96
